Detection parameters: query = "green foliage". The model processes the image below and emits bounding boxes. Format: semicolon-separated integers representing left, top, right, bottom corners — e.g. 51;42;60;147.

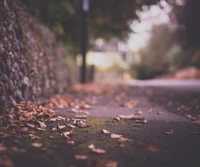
20;0;160;54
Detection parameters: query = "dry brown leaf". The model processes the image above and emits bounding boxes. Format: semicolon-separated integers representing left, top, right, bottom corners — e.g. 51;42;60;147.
57;124;66;130
122;100;138;108
75;155;88;160
157;111;163;115
67;124;76;129
142;144;160;152
32;142;42;148
112;117;120;123
101;129;110;134
20;127;29;132
110;134;123;139
0;132;10;138
49;117;57;122
27;123;36;128
62;131;73;139
52;127;57;131
165;130;174;135
193;120;200;125
119;114;137;120
49;136;55;139
88;144;106;154
88;144;95;149
0;157;14;167
36;127;46;131
104;160;118;167
75;115;88;119
11;147;26;153
135;110;143;115
135;119;147;124
76;120;89;128
37;121;47;129
67;140;75;145
80;103;92;109
0;144;7;152
79;110;90;115
118;137;132;142
68;108;79;113
29;134;41;139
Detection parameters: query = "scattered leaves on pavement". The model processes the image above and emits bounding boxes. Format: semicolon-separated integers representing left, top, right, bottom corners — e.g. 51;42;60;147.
88;144;106;154
32;143;42;148
141;144;160;152
165;130;175;135
101;129;110;134
75;155;88;160
110;134;123;139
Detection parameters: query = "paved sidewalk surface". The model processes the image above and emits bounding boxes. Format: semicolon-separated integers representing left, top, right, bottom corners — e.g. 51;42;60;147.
0;82;200;167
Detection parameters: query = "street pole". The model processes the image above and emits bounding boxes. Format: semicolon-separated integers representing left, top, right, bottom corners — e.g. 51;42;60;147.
81;0;89;83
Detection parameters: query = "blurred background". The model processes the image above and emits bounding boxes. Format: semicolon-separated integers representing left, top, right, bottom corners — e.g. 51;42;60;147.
21;0;200;83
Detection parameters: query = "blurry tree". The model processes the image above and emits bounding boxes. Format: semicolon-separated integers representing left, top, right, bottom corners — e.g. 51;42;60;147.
168;0;200;48
130;24;177;79
20;0;161;54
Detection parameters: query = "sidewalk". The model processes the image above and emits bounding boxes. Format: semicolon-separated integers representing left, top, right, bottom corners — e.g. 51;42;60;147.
0;83;200;167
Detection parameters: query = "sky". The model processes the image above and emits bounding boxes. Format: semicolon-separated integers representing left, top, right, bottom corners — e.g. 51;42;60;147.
127;0;172;52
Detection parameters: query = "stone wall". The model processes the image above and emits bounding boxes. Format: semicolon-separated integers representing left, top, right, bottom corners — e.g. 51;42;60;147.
0;0;76;114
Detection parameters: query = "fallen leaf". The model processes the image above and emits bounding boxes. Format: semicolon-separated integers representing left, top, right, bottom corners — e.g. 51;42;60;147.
76;120;89;128
101;129;110;134
157;111;163;115
142;144;160;152
135;119;147;124
110;134;123;139
88;144;106;154
193;120;200;125
79;110;90;115
29;134;41;139
32;143;42;148
80;103;91;109
62;131;73;139
67;124;76;129
165;130;174;135
0;132;9;138
27;123;35;128
11;147;26;153
36;127;46;131
112;117;120;123
49;117;57;122
20;127;29;132
57;124;66;130
52;127;57;131
37;121;47;129
88;144;95;149
118;137;132;142
104;160;118;167
75;155;88;160
0;157;14;167
0;144;7;152
122;100;138;108
68;108;79;113
135;110;143;115
67;140;75;145
75;115;88;119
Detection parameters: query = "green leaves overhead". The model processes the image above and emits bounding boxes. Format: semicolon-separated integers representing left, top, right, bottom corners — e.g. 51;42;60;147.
21;0;160;53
